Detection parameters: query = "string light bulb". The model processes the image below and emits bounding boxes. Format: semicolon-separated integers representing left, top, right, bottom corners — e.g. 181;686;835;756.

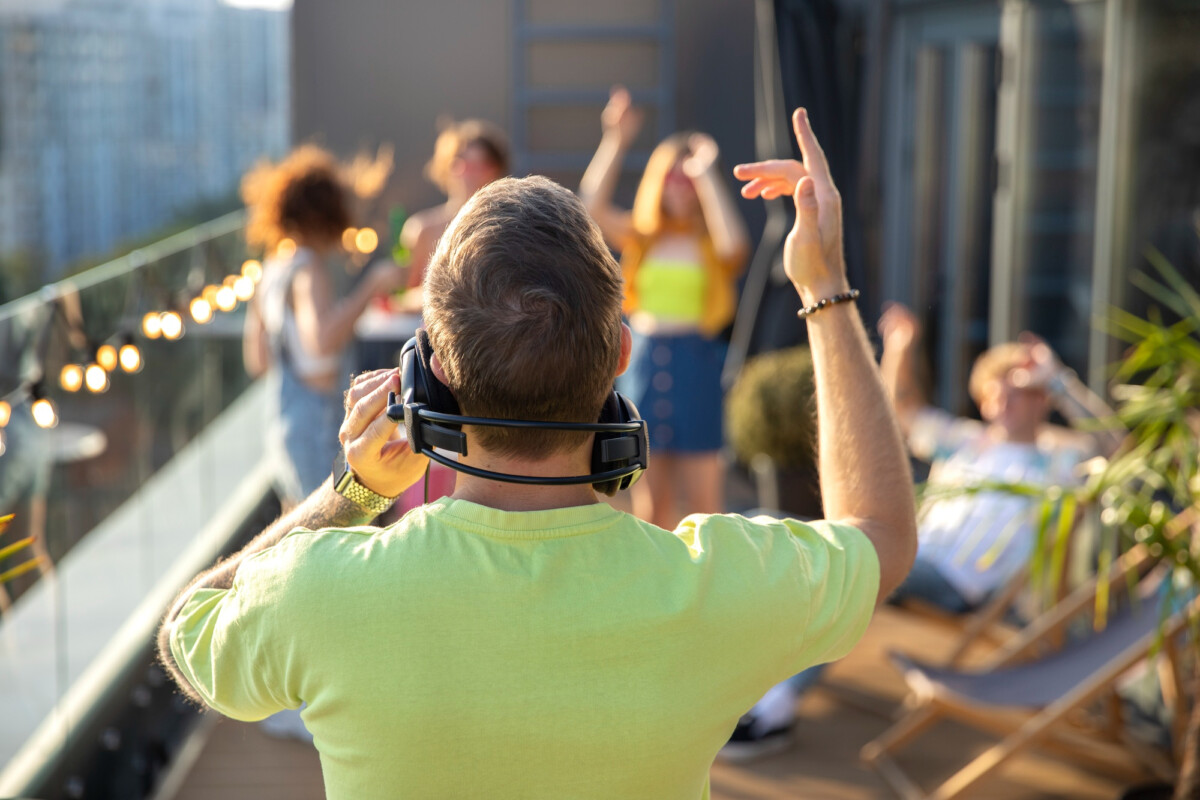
341;228;358;251
190;297;214;324
142;312;162;339
277;238;297;259
119;342;142;373
160;311;183;340
96;344;118;371
241;259;263;283
202;285;220;306
0;400;11;427
84;364;109;393
355;227;379;254
233;276;255;302
31;398;58;429
60;364;84;392
215;286;237;312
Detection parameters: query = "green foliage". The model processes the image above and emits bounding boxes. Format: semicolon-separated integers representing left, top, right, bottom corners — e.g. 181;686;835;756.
1001;252;1200;618
0;514;39;585
725;345;817;470
1081;253;1200;613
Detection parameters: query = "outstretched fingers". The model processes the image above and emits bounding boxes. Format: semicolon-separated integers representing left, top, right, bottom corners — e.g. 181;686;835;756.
733;159;806;199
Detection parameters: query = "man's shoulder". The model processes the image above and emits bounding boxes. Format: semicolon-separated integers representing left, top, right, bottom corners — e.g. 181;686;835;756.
239;525;388;583
675;511;869;554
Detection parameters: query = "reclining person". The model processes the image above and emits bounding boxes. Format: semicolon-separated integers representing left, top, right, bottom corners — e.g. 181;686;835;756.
878;302;1118;614
157;109;916;799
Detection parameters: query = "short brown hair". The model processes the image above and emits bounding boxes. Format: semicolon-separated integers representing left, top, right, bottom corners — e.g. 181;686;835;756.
968;343;1031;405
241;145;351;251
424;176;624;459
424;119;510;192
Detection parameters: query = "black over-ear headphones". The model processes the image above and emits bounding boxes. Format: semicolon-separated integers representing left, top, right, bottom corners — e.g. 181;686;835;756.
385;330;648;496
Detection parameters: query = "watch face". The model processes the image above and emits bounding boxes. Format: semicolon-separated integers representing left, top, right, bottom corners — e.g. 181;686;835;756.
333;448;348;481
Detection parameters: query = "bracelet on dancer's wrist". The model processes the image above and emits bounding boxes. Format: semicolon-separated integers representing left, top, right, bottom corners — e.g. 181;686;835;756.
797;289;861;319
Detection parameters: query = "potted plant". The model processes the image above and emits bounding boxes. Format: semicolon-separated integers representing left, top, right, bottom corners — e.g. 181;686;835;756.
724;345;822;518
1008;255;1199;800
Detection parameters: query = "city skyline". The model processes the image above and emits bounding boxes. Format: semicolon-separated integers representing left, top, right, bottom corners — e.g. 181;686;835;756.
0;0;289;289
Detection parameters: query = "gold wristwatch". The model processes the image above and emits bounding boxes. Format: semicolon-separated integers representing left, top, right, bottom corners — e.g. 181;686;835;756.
332;452;397;516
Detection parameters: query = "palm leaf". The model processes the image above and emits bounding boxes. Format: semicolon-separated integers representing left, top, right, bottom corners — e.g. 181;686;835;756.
0;536;35;563
0;559;41;585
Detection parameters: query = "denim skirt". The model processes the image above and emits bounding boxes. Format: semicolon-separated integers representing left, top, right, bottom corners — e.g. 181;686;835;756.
619;331;726;454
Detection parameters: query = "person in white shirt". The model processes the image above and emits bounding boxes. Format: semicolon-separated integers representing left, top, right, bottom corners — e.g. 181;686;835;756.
878;302;1118;611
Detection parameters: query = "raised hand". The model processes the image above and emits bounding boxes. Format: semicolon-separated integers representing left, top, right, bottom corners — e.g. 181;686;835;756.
878;302;921;351
339;369;428;498
601;85;644;149
739;109;845;301
1013;331;1064;390
682;133;719;178
732;159;804;200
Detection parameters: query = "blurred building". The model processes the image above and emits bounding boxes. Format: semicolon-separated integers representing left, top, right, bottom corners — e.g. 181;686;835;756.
0;0;289;280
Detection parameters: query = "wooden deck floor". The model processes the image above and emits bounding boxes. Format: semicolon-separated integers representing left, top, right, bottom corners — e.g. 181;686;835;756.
165;606;1149;800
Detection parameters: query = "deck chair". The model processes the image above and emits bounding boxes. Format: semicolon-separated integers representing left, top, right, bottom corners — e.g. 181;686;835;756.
861;562;1194;800
892;568;1030;668
893;516;1086;669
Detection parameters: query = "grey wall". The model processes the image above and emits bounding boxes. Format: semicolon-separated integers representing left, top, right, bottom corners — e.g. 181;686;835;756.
291;0;761;243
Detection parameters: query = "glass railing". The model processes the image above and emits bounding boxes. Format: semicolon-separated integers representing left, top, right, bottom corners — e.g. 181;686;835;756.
0;211;277;797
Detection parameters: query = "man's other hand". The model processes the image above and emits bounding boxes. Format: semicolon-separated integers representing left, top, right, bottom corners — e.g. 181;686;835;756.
339;369;429;498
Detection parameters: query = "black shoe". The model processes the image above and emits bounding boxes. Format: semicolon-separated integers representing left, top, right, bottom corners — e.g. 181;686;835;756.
718;713;793;763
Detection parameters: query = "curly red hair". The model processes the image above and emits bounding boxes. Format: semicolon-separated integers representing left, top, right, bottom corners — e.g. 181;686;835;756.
241;145;351;251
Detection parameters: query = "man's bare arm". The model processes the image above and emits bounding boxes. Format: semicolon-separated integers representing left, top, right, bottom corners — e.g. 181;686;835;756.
155;481;373;703
157;369;428;703
739;110;917;604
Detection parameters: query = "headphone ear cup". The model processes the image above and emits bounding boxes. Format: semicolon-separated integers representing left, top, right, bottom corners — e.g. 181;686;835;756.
415;329;461;416
591;391;648;496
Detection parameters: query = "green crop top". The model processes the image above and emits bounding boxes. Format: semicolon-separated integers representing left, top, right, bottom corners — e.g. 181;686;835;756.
633;258;707;323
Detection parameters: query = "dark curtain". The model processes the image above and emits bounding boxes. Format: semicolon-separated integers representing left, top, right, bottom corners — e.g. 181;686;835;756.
726;0;869;380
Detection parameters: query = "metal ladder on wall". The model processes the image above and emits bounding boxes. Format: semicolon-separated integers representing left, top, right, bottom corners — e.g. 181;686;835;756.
509;0;675;185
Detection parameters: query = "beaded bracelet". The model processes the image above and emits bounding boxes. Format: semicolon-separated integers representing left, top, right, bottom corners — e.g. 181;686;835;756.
797;288;861;319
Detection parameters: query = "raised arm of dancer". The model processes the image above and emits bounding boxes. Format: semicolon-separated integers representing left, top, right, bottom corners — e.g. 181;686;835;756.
877;302;927;437
242;297;269;378
738;110;917;604
580;86;638;248
683;133;750;266
291;256;406;358
400;208;446;290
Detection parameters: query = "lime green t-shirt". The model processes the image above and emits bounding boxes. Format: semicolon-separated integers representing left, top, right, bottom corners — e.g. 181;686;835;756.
169;498;879;799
